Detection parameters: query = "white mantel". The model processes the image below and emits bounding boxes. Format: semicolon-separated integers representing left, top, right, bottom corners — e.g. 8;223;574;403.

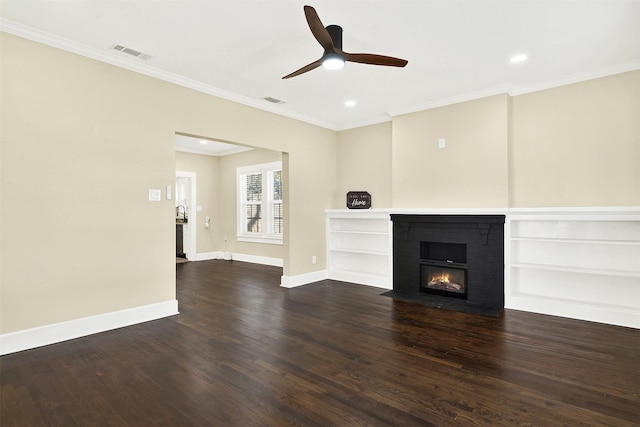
326;207;640;328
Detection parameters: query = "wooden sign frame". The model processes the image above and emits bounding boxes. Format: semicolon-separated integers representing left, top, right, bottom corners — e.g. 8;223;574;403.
347;191;372;209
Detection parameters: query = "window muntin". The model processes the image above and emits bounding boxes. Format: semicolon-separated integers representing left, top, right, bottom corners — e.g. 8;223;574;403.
237;162;283;244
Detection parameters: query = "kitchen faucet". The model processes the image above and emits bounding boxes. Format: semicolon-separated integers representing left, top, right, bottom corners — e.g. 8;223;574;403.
177;205;187;221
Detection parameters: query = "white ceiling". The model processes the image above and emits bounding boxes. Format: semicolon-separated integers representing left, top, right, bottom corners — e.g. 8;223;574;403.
2;1;639;131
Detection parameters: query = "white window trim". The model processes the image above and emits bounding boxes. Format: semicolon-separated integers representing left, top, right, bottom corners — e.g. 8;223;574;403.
237;161;283;245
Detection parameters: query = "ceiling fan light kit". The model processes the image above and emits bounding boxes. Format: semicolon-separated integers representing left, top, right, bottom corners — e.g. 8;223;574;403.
322;52;345;70
283;5;408;79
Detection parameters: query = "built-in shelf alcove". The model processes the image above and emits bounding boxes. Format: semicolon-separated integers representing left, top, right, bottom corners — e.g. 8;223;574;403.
326;207;640;328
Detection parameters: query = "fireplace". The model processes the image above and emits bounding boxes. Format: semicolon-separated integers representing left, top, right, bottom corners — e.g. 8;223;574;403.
421;264;467;298
420;241;467;299
389;214;505;316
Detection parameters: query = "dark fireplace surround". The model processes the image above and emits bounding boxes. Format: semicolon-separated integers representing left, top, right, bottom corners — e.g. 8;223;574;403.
390;214;505;316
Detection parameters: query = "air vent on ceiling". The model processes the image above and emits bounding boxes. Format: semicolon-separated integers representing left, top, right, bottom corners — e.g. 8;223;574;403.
263;96;285;105
111;44;152;61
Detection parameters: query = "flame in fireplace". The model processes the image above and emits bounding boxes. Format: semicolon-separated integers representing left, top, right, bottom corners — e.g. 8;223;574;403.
427;272;462;292
431;273;450;283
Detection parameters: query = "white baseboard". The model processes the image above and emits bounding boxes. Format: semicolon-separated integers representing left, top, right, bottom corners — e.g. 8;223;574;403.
506;295;640;329
230;253;283;267
187;251;283;267
0;300;179;356
328;270;392;290
187;251;223;261
281;270;328;288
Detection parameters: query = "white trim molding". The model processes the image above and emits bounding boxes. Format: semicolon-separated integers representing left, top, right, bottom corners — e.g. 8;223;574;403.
231;253;283;267
0;300;179;356
388;60;640;118
236;161;284;244
185;252;282;267
187;251;223;261
3;18;638;132
281;270;328;288
175;171;197;259
0;18;336;131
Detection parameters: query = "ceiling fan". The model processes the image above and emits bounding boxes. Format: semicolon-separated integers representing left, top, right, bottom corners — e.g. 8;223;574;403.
282;5;408;79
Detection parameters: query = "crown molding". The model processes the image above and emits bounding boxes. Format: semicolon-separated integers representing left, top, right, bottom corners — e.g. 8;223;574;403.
3;18;639;132
0;18;338;131
387;85;513;118
507;60;640;96
389;60;640;117
334;113;393;132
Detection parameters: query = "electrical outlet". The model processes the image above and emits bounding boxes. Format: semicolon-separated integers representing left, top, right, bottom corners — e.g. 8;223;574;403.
438;138;446;149
312;256;317;265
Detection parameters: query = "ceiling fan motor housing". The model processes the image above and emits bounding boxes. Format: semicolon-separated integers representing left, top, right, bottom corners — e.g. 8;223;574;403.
326;25;343;50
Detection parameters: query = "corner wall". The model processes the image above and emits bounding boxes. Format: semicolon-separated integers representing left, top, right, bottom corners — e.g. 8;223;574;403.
0;33;336;339
217;148;283;261
336;122;392;208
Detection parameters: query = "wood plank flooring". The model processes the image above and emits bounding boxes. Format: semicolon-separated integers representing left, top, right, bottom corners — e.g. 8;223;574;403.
2;260;639;426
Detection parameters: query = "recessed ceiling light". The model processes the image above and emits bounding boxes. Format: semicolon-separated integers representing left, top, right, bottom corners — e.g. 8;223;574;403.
510;54;528;63
344;100;356;107
199;140;208;145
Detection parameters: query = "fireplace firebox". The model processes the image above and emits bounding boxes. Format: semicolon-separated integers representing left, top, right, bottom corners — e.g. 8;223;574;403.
420;241;468;299
421;264;467;299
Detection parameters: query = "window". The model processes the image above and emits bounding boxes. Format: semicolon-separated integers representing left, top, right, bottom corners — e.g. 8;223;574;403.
237;161;283;244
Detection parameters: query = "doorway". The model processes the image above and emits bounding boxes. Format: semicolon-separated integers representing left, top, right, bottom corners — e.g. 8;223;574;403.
176;171;196;260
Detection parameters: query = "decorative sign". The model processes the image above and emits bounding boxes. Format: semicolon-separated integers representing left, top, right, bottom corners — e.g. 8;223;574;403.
347;191;372;209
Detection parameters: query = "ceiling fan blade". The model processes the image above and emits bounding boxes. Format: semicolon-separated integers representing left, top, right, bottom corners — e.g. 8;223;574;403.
304;5;335;52
344;52;408;67
282;58;323;79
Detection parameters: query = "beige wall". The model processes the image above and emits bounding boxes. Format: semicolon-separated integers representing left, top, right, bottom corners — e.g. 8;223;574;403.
335;71;639;209
217;148;283;259
175;148;284;260
0;33;336;334
1;35;177;332
2;31;638;337
287;141;338;270
510;71;640;207
336;122;392;208
391;94;510;208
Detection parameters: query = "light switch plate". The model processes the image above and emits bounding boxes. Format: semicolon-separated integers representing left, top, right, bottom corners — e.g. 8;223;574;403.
166;185;172;200
148;189;161;201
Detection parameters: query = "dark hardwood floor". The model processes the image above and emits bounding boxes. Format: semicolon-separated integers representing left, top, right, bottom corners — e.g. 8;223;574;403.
2;260;639;426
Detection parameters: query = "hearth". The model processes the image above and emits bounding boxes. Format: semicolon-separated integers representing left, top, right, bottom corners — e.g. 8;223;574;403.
389;214;505;316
